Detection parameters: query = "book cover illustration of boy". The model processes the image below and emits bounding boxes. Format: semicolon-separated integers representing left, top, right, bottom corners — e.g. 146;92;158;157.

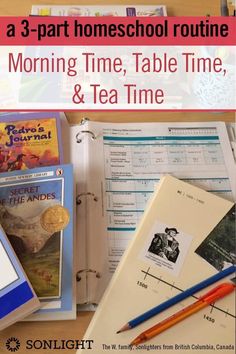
0;179;64;299
0;116;61;173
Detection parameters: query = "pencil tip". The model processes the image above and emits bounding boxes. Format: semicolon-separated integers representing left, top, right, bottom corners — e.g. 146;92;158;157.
117;324;131;333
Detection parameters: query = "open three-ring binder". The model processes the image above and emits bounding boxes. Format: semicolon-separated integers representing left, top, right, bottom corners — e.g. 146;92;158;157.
69;118;236;307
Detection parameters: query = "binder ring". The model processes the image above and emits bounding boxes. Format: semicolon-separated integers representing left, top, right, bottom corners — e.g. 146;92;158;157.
76;192;98;205
76;130;96;143
76;269;101;282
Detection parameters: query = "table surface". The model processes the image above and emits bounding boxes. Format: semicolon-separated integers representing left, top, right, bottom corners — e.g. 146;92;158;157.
0;1;235;353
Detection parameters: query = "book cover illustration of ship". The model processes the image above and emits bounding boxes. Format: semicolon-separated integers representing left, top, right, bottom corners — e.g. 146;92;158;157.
0;112;62;173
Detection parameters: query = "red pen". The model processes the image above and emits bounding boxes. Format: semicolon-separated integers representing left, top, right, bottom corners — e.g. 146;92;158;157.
131;283;235;346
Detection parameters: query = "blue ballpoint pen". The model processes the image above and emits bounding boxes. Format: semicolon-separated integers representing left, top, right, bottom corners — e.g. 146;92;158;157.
117;265;236;333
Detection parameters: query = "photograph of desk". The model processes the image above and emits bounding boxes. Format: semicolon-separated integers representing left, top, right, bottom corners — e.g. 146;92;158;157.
0;1;235;353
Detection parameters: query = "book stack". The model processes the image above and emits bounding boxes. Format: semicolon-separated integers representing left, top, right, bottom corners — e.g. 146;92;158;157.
0;112;75;329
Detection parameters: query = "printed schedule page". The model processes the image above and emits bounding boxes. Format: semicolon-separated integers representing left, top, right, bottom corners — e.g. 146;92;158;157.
99;122;235;272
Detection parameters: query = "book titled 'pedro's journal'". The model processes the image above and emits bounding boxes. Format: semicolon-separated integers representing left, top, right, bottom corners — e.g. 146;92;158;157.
0;112;63;173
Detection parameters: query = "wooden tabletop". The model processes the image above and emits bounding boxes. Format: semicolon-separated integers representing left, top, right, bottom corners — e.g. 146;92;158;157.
0;1;235;353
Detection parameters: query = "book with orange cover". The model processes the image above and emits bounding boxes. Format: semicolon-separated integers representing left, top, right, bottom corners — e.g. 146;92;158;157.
0;112;63;173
